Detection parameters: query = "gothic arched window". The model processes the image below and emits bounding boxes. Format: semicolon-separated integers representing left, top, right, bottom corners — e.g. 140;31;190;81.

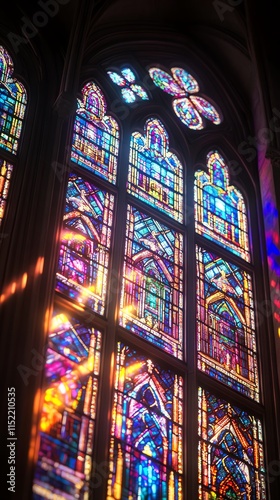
32;61;268;500
0;45;27;228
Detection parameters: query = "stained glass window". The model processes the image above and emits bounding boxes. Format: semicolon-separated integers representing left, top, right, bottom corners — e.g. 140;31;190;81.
0;159;13;227
56;173;114;315
31;56;271;500
107;67;149;103
119;204;184;358
33;310;102;499
107;342;184;500
71;82;119;184
196;246;259;400
195;150;250;261
0;45;27;154
127;118;184;222
198;388;266;500
149;67;221;130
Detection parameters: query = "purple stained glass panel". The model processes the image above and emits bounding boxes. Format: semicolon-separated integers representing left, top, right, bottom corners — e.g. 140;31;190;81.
56;173;114;315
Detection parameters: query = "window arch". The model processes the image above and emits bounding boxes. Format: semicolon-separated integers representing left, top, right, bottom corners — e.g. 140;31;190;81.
32;59;268;500
0;45;27;228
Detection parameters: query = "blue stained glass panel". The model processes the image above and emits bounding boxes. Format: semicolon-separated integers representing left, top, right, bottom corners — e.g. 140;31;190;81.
173;98;204;130
127;118;184;222
120;205;184;358
0;46;27;154
196;246;259;400
121;87;136;103
108;67;149;103
171;67;199;93
107;343;184;500
198;388;266;500
195;150;250;261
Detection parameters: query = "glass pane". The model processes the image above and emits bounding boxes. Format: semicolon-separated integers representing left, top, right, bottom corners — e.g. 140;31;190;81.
0;46;27;154
196;246;259;400
195;150;250;261
108;67;149;102
121;87;136;103
149;66;221;130
121;67;136;83
127;118;183;222
56;173;114;315
173;97;204;130
107;342;184;500
190;96;221;125
107;71;126;86
171;67;199;93
120;205;184;359
0;159;13;227
33;311;102;499
71;82;119;184
198;388;266;500
130;83;149;100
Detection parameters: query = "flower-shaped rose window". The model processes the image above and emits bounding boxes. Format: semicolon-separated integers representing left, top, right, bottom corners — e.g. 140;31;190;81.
149;67;222;130
108;67;149;103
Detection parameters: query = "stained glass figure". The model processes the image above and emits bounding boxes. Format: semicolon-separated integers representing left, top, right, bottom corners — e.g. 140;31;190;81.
127;118;183;222
33;311;102;499
0;159;13;227
107;343;184;500
195;150;250;261
119;205;184;358
198;388;266;500
149;67;221;129
108;67;149;103
71;82;119;183
196;246;259;400
56;173;114;315
0;46;27;154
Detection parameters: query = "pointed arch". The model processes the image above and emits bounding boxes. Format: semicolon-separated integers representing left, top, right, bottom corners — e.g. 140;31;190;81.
195;150;250;261
71;82;119;184
127;117;184;222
